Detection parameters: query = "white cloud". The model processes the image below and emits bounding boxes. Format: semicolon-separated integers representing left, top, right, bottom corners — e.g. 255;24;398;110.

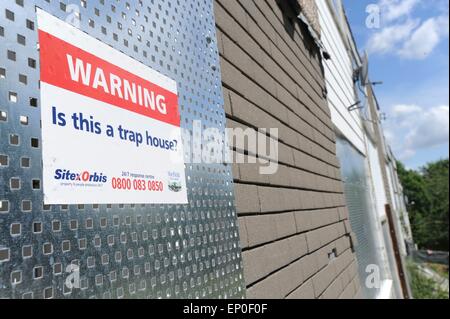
366;0;449;59
379;0;421;22
392;104;422;115
367;19;419;54
391;104;422;127
399;16;449;59
405;105;449;149
386;104;449;160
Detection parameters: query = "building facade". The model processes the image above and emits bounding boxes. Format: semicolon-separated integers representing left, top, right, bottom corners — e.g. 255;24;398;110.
315;0;412;299
0;0;412;299
215;0;360;299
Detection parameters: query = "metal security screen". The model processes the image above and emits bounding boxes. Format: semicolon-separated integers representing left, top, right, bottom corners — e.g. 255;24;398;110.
336;136;383;299
0;0;244;299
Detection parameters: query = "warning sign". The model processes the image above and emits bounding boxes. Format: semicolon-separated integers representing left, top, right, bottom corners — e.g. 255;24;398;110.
37;9;188;204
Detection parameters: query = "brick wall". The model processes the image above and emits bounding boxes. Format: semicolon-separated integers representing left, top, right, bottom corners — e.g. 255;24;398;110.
214;0;362;299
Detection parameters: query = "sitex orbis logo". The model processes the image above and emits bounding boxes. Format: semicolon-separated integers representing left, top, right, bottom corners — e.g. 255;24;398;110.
54;169;108;183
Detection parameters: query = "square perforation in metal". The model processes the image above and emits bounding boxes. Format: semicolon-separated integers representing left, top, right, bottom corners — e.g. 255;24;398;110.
0;0;244;299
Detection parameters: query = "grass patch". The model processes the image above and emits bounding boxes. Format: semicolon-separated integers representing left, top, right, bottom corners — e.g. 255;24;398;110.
407;262;449;299
426;263;449;279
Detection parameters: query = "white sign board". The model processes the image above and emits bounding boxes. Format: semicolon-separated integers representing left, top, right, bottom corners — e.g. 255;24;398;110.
37;9;188;204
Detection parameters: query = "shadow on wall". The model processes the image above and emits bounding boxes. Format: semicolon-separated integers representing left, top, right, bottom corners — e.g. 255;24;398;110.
276;0;299;38
276;0;324;84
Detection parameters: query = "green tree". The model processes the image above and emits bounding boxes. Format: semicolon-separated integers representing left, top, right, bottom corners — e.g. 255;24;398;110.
422;159;449;250
397;159;449;251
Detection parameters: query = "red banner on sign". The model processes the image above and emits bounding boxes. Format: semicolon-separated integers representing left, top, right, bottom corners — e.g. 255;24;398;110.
39;30;181;127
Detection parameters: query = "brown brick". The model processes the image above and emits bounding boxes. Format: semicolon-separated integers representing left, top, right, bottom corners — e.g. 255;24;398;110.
335;249;355;276
247;262;304;299
216;28;224;55
244;241;293;286
339;280;357;299
315;242;336;270
300;253;319;280
343;219;352;233
288;234;308;261
286;279;315;299
234;183;260;214
305;229;321;252
349;232;358;248
246;275;283;299
335;237;351;256
312;192;326;209
263;239;293;273
349;260;359;279
246;21;271;54
220;57;248;93
216;0;248;29
278;143;295;167
245;215;276;247
278;123;301;150
238;155;271;185
312;262;337;297
238;217;249;249
339;266;353;290
352;276;363;298
294;210;313;233
230;92;270;129
310;209;338;229
242;247;266;285
274;212;297;239
320;224;340;246
283;259;305;294
241;0;278;45
215;2;245;45
281;189;303;212
336;222;346;237
320;276;344;299
268;165;292;188
299;191;315;210
222;34;255;79
258;186;284;213
231;162;240;181
222;87;232;116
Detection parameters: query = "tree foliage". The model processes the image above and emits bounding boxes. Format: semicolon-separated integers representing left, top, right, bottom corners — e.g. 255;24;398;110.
397;159;449;251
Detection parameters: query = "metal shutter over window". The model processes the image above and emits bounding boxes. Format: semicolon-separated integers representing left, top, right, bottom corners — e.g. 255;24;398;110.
336;136;383;299
0;0;244;299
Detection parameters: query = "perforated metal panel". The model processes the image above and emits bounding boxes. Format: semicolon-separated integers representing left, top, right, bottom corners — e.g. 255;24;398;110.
0;0;245;299
336;136;384;299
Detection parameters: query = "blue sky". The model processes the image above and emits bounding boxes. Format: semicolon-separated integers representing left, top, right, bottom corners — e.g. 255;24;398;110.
342;0;449;169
